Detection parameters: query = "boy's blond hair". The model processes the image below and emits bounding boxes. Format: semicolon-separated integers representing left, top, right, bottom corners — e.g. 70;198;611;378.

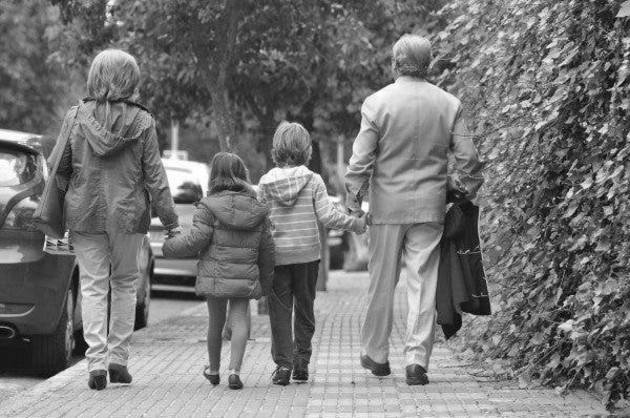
271;121;312;167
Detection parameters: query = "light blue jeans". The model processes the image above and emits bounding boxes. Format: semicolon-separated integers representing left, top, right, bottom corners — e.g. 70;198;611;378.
71;231;144;372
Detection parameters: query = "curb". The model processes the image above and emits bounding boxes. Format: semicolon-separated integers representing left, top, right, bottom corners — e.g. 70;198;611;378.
0;300;207;414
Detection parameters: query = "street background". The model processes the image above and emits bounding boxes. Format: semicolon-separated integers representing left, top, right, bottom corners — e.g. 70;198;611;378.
3;0;630;412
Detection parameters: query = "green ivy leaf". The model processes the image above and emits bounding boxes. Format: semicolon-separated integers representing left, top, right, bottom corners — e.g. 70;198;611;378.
616;1;630;18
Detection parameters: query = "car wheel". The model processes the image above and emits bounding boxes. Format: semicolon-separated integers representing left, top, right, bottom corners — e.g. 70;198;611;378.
134;262;152;330
31;287;75;377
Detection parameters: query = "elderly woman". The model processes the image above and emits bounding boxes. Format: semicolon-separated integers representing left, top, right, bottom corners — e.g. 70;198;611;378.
53;49;179;390
344;34;484;385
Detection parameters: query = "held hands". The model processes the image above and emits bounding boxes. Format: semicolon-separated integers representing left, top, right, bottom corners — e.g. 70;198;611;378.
356;213;369;234
165;226;182;239
347;208;370;234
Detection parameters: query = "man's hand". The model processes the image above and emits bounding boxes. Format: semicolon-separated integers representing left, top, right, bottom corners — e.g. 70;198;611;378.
347;207;365;218
353;212;369;234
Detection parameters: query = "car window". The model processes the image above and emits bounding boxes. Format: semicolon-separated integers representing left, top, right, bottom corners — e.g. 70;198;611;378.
0;150;38;187
166;167;197;188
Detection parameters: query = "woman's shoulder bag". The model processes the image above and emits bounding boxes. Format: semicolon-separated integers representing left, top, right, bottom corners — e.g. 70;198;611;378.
32;105;80;240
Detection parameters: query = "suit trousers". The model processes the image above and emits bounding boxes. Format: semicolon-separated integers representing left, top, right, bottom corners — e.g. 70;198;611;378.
361;223;443;370
70;231;144;372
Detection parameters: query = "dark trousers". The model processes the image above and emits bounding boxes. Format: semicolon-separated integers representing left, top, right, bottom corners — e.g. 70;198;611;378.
268;261;320;369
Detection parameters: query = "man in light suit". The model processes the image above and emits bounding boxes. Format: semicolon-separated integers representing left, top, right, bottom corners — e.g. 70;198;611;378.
345;34;484;385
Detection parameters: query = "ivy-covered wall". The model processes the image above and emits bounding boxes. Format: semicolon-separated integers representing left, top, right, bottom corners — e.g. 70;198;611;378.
430;0;630;410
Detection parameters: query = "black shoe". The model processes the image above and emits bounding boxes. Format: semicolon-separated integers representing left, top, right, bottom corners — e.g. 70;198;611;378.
109;363;132;384
203;367;220;385
406;364;429;385
88;370;107;390
360;354;391;377
272;366;291;386
228;374;243;390
292;359;309;382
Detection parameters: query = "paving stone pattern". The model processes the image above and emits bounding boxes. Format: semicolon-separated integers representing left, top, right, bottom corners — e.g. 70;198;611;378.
0;271;608;417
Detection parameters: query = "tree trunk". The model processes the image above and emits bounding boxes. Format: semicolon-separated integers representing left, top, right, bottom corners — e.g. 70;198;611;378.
210;87;235;152
260;111;275;170
201;0;244;152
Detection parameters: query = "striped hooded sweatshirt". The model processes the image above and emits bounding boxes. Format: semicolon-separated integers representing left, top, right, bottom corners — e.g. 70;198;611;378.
258;165;364;266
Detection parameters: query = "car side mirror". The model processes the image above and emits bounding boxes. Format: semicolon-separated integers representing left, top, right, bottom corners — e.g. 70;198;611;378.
174;182;203;204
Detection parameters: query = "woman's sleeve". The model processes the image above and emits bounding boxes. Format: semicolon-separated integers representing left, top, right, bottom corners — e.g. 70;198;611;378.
141;119;179;230
257;217;276;296
163;202;214;258
49;107;78;188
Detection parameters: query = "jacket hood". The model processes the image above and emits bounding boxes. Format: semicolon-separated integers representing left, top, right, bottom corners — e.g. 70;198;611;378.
78;101;150;157
205;191;269;230
258;166;313;207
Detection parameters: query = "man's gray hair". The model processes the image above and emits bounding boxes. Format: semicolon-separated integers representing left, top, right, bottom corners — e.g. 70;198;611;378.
87;49;140;101
392;34;432;79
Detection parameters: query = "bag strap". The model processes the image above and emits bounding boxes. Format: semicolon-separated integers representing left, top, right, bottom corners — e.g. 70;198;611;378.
48;104;80;175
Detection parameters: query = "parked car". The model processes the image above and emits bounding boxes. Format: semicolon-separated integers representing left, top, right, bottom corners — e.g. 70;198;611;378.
149;158;209;289
327;196;369;271
0;129;153;377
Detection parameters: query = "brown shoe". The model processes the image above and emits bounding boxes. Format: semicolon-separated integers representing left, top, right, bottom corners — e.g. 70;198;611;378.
109;363;132;384
87;370;107;390
405;364;429;385
360;354;391;377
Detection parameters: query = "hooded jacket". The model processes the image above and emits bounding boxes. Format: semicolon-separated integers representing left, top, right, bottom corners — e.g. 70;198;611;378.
162;188;275;299
258;165;364;266
55;100;178;233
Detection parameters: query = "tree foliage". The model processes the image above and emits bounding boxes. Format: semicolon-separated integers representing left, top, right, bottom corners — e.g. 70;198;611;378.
0;0;72;134
430;0;630;410
104;0;445;174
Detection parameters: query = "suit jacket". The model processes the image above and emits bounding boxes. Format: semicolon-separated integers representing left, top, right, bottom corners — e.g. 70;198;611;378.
344;76;484;224
437;198;491;339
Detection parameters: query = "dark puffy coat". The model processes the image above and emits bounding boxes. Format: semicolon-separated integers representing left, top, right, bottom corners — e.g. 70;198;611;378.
162;188;275;299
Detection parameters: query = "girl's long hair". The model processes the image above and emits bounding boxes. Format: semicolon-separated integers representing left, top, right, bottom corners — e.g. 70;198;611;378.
208;152;255;196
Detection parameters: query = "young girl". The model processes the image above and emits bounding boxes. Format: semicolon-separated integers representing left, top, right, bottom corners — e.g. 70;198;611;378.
163;152;275;390
258;122;367;385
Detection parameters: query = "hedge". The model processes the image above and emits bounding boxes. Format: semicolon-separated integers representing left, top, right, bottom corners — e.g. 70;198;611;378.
429;0;630;410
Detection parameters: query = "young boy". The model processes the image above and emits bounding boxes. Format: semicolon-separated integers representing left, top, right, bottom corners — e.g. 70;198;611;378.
258;121;367;385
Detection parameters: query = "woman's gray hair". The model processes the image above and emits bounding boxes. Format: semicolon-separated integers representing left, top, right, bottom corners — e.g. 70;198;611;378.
392;34;432;79
87;49;140;101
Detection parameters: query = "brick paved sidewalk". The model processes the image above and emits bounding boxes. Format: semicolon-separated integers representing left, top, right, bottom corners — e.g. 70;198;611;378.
0;271;608;417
